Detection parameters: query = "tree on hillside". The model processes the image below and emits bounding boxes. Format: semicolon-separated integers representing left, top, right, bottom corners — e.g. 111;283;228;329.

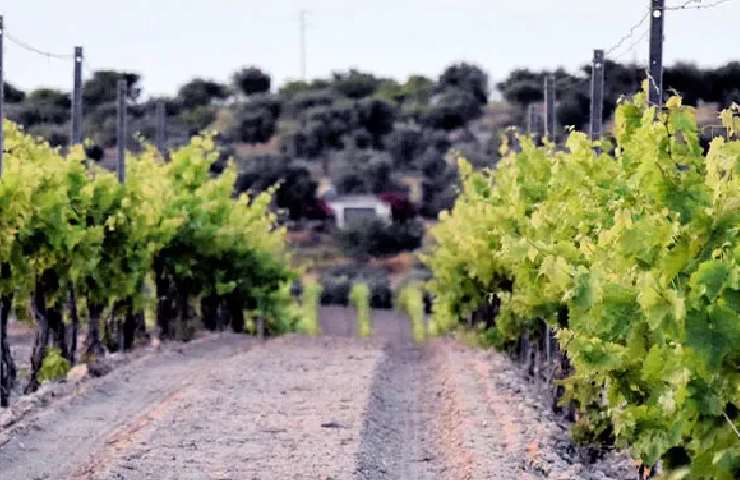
705;61;740;106
496;68;543;105
495;61;740;134
438;63;489;105
278;79;331;99
297;101;357;155
374;75;434;107
423;88;483;130
386;75;436;122
8;88;70;127
83;101;149;147
337;219;423;259
233;67;271;96
27;124;69;147
497;65;631;131
228;95;281;144
402;75;435;104
420;149;458;218
333;150;399;195
279;80;311;99
386;125;424;170
178;106;218;137
233;155;319;220
552;71;590;130
285;89;336;117
375;79;405;104
331;69;380;99
357;98;396;145
83;71;141;107
177;78;230;109
83;102;118;147
2;82;25;103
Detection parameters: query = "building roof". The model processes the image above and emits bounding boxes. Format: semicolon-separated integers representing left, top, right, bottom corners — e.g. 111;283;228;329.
327;195;386;206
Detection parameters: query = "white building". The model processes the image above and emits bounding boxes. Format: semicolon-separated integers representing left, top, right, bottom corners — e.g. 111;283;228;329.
327;195;392;229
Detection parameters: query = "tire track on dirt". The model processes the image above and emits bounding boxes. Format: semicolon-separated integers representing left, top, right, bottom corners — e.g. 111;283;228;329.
96;335;384;480
355;310;466;480
69;386;192;479
1;309;637;480
0;334;253;480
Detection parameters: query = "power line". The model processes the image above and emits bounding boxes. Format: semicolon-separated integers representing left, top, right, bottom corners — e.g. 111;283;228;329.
667;0;734;9
668;0;703;8
4;30;73;60
614;27;650;61
605;8;650;57
603;0;734;62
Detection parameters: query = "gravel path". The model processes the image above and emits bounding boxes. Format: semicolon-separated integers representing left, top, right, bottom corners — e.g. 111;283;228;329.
355;309;458;479
0;308;637;480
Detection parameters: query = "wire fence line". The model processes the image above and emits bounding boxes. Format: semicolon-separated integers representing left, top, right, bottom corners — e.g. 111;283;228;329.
3;30;74;60
668;0;704;8
605;8;651;57
2;1;738;97
666;0;735;10
0;1;737;147
597;0;736;105
605;0;735;61
3;30;121;91
613;27;651;62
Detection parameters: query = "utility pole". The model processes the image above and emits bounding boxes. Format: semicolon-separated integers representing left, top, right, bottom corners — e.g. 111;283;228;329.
526;103;535;135
117;79;127;183
543;75;556;142
299;10;307;80
590;49;605;141
155;100;166;157
71;46;83;145
0;15;4;178
648;0;665;107
0;15;6;408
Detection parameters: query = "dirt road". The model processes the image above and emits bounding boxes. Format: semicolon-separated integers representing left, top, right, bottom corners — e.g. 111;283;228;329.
0;307;636;479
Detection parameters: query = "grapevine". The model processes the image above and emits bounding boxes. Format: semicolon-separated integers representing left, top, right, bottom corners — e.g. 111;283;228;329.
0;120;296;398
424;89;739;478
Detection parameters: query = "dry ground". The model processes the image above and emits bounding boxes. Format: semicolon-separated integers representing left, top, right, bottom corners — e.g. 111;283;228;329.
0;307;636;479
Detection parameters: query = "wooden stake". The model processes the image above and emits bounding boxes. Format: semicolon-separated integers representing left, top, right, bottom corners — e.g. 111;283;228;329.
590;49;605;140
117;79;127;183
648;0;665;106
71;47;83;145
543;75;557;142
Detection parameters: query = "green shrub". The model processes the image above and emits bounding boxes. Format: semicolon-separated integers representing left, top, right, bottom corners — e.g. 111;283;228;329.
397;282;426;342
298;279;322;336
319;265;392;308
38;347;71;383
350;282;372;337
260;282;302;335
337;219;423;259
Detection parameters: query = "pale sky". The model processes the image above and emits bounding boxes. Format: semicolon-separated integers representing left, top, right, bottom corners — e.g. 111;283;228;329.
2;0;739;97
